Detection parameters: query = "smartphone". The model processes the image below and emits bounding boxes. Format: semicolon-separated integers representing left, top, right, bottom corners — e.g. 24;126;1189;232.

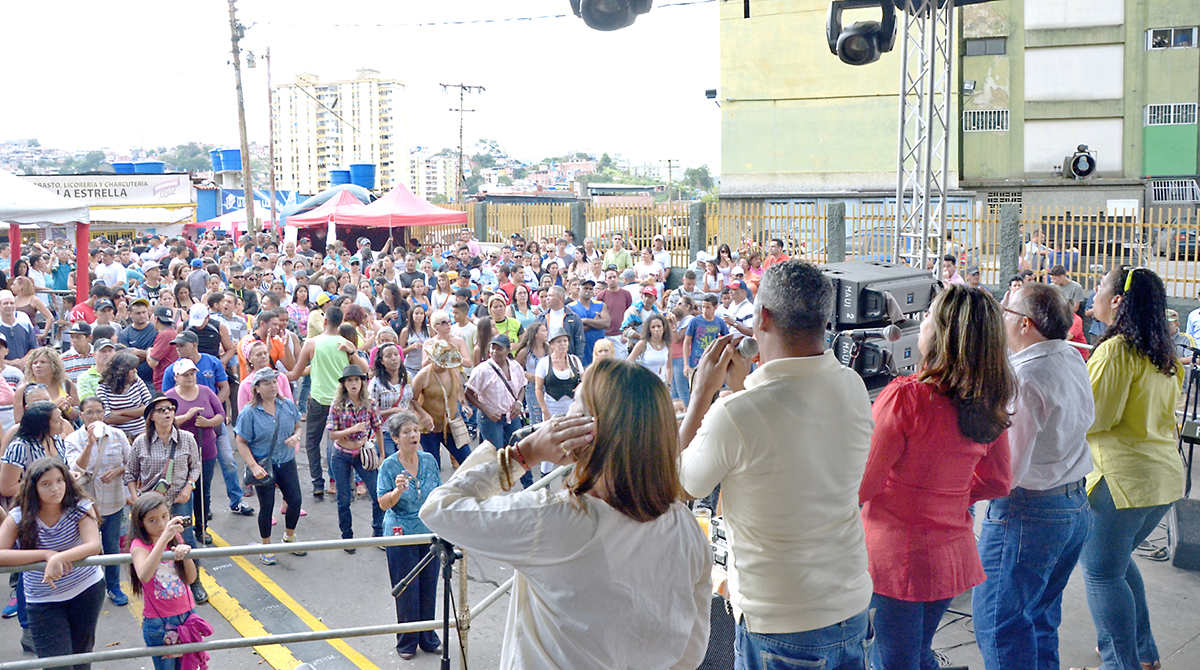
180;517;194;529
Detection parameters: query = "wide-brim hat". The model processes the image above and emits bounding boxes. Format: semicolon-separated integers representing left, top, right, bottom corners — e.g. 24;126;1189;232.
425;338;463;369
339;364;368;381
548;326;569;343
143;394;178;422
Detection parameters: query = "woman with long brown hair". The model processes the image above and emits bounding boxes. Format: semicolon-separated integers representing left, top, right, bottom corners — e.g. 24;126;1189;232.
420;359;710;669
859;285;1015;669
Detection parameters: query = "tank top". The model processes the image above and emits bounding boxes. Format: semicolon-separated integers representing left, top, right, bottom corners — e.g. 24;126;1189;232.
310;334;351;406
639;341;670;381
190;322;221;358
404;331;429;372
15;303;38;326
542;355;582;401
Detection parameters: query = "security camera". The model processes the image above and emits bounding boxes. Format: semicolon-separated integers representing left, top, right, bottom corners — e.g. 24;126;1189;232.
570;0;653;31
827;0;897;66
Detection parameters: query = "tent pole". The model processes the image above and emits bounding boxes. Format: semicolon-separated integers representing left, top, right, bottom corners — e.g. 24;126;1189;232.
8;224;17;270
75;222;89;303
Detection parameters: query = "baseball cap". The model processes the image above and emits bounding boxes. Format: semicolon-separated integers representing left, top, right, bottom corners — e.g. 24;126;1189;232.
190;258;203;268
252;367;279;385
188;304;209;328
67;322;92;336
490;334;512;349
447;271;459;280
348;257;361;265
357;237;372;246
129;296;150;308
488;293;509;306
141;261;160;272
154;305;175;324
605;264;618;273
93;338;115;351
101;247;115;255
1166;309;1180;322
171;330;199;345
965;265;980;276
315;292;331;306
0;333;8;347
172;358;198;375
727;279;749;293
641;286;658;298
581;278;596;287
95;299;115;312
653;234;665;242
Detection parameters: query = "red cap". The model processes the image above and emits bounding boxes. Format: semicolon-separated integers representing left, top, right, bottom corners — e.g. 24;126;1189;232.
642;286;658;297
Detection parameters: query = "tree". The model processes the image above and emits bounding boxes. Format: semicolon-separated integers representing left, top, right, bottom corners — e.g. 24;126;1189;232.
57;151;106;175
599;153;613;170
683;165;714;191
430;193;449;204
27;139;39;148
498;175;513;186
511;166;528;180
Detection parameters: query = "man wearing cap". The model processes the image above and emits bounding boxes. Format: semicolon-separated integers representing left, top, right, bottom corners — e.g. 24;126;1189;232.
187;259;209;299
465;334;527;450
97;247;126;289
964;265;982;290
602;232;634;273
93;298;116;329
0;335;22;389
185;303;234;362
652;234;672;274
77;338;117;400
71;284;109;325
119;298;158;389
137;262;166;305
620;286;663;347
1047;265;1085;313
146;234;170;262
722;280;755;337
147;306;180;392
0;291;37;369
570;279;609;367
62;322;95;382
535;286;585;359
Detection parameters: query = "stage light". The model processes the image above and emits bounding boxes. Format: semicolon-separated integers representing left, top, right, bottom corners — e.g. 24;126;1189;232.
570;0;653;31
1063;145;1096;179
826;0;897;66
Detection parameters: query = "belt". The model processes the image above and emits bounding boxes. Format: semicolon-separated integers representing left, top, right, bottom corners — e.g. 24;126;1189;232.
1011;478;1086;498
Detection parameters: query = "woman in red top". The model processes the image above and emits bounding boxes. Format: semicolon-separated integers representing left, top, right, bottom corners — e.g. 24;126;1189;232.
860;285;1015;670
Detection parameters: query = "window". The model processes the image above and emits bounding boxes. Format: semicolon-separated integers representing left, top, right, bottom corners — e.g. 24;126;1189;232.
986;191;1022;216
1148;27;1197;49
963;109;1010;132
1146;103;1198;125
964;37;1006;56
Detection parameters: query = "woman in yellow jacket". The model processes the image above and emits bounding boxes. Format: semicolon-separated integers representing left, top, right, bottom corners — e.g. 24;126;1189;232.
1076;266;1182;670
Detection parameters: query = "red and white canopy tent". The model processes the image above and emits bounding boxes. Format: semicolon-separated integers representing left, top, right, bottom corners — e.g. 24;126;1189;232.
185;207;266;237
0;171;90;299
285;183;467;248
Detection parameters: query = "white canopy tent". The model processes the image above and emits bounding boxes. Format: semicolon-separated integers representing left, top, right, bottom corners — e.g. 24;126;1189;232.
0;170;92;299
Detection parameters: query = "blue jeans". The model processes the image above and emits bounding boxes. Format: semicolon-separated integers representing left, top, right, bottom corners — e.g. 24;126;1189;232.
296;375;312;416
1081;477;1171;670
100;509;125;593
525;383;543;425
479;414;520;450
382;432;397;457
143;610;195;670
171;500;196;548
870;594;952;670
973;485;1091;670
735;609;872;670
215;425;244;509
330;448;383;539
671;356;690;407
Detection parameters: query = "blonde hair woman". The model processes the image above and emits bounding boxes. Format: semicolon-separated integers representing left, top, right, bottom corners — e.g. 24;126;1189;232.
14;347;78;426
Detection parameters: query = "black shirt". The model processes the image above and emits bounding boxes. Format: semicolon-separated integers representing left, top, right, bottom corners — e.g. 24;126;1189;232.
398;271;425;289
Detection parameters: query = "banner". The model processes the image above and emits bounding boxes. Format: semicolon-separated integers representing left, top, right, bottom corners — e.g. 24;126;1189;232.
22;174;193;206
221;189;295;215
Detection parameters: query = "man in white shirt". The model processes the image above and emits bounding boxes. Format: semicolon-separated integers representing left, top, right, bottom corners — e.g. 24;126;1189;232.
678;260;874;669
651;234;672;274
96;248;126;288
722;280;755;336
973;283;1094;670
145;235;170;262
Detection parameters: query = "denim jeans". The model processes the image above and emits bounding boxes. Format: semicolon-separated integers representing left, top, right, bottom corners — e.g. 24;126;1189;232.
671;356;690;407
478;414;520;450
387;544;441;655
973;485;1091;670
524;383;543;426
330;448;383;539
296;375;312;415
26;579;105;670
215;424;244;509
735;608;872;670
171;499;196;548
143;610;195;670
382;432;397;457
869;593;952;670
419;429;470;470
99;509;125;593
1081;477;1171;670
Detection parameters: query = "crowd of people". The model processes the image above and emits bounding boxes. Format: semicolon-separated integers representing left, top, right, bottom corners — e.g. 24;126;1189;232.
0;223;1187;670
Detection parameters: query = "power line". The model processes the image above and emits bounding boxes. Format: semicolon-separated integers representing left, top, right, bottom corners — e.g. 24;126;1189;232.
259;0;715;29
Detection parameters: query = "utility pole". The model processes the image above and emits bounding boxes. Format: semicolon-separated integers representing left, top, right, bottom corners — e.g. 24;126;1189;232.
440;83;485;203
266;47;277;234
227;0;256;234
661;159;677;204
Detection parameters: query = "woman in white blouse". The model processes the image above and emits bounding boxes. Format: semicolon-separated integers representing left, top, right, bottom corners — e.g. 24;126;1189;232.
420;358;711;670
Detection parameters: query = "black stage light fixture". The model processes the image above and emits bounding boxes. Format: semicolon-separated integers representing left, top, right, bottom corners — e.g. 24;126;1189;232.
1063;144;1097;179
570;0;654;31
827;0;897;66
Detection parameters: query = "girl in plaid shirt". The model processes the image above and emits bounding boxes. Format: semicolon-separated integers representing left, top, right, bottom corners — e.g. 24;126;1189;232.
325;365;385;545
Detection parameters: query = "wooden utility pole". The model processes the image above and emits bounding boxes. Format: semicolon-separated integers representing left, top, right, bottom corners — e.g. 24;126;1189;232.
661;159;677;203
266;47;277;234
440;83;485;203
228;0;256;234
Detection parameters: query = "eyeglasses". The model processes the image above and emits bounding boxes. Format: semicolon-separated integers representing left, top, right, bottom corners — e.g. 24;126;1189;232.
1002;307;1031;320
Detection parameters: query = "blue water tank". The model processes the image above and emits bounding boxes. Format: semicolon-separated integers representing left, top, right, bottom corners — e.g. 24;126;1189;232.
112;162;135;174
209;149;223;173
134;160;165;174
349;163;376;190
329;169;352;185
220;149;242;171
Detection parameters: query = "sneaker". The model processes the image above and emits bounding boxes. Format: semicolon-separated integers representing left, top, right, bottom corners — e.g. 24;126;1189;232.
191;582;209;605
2;595;16;618
231;503;255;516
282;534;307;556
107;588;129;606
260;553;277;565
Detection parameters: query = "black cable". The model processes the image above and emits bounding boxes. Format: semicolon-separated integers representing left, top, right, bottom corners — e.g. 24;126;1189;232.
261;0;717;29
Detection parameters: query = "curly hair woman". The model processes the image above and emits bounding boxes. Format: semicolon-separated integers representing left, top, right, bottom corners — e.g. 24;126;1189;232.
98;351;154;441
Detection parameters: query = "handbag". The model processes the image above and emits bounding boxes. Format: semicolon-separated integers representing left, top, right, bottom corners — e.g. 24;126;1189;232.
243;413;281;487
433;370;472;448
360;442;382;470
145;438;179;496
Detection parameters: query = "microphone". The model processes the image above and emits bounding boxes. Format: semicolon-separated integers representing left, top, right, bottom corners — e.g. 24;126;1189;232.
844;324;902;342
736;336;759;359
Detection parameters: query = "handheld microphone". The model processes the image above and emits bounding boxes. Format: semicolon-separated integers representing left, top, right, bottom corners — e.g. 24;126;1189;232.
736;336;759;359
845;324;902;342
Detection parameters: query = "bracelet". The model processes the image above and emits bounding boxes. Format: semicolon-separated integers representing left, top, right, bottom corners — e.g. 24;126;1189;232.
510;443;529;470
497;448;512;492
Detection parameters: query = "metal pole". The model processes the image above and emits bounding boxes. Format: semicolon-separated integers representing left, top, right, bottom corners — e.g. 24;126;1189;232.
267;46;277;234
228;0;256;234
457;548;470;668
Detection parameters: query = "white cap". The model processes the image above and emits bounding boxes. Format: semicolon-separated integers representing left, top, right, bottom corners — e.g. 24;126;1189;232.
188;304;209;329
172;358;198;375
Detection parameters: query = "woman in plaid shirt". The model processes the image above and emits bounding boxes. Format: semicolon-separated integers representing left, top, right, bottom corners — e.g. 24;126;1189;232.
325;365;385;548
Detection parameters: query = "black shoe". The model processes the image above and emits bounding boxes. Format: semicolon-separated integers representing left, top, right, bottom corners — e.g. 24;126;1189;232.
397;650;415;660
191;582;209;605
206;510;212;521
231;503;255;516
312;489;325;500
20;627;33;653
200;531;213;546
344;547;356;554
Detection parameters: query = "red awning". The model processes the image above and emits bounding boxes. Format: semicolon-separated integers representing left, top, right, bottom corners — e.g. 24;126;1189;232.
337;183;468;228
285;189;367;229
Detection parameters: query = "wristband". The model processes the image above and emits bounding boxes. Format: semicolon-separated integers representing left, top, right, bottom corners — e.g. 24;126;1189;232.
510;443;529;470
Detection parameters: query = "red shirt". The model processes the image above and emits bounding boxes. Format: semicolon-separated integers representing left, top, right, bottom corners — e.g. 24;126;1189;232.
596;288;632;337
761;253;790;270
150;329;179;392
1069;314;1090;361
70;302;96;325
859;376;1011;601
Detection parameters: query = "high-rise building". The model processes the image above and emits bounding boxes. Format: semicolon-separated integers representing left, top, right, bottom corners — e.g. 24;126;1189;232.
408;148;458;202
273;69;408;195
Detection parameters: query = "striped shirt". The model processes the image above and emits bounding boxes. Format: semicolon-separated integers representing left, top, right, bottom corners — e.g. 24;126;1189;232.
11;500;103;603
98;378;153;439
62;347;95;382
1;435;66;470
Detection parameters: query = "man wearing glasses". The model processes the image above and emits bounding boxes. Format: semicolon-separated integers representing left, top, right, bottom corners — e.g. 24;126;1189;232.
228;268;261;316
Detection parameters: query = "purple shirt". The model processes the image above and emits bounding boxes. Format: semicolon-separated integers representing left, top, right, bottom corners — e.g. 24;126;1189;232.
166;385;225;460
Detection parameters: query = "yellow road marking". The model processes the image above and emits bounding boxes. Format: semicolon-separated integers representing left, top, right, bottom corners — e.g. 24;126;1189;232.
207;529;381;670
122;579;143;624
200;564;303;669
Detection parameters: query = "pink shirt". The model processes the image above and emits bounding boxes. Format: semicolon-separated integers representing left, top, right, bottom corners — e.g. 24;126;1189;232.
465;358;526;421
236;371;294;412
132;537;195;619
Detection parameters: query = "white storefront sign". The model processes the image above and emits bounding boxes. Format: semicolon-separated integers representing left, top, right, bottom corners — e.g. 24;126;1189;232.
21;174;193;206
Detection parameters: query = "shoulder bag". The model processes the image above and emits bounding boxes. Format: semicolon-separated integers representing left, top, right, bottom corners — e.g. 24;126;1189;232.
489;360;528;427
434;370;472;448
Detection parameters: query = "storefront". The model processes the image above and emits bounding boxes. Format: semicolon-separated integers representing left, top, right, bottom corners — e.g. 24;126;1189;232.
21;172;196;241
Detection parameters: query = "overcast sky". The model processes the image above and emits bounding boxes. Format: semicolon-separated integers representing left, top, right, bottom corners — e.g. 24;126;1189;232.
1;0;719;172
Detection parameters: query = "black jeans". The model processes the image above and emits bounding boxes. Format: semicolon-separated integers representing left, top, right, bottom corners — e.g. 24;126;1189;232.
26;578;105;670
305;399;332;492
386;544;441;655
193;458;217;537
253;459;303;539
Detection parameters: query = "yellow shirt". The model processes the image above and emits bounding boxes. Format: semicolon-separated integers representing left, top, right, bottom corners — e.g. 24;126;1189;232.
1086;335;1185;509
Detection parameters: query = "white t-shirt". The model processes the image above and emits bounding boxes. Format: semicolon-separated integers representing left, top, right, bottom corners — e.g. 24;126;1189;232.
634;260;664;282
546;307;566;333
97;260;125;287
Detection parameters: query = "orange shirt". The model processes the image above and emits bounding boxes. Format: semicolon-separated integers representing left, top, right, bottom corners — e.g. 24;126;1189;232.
237;334;288;380
760;253;790;270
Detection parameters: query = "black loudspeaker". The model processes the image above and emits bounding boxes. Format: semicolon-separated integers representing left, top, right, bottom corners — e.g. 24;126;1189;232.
1167;498;1200;570
698;594;736;670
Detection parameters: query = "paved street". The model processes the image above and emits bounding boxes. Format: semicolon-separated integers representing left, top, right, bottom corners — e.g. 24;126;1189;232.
3;444;1200;669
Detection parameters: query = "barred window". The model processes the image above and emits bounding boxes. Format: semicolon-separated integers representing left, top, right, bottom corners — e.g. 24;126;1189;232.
986;192;1022;216
1148;28;1196;50
963;109;1010;132
1146;103;1198;126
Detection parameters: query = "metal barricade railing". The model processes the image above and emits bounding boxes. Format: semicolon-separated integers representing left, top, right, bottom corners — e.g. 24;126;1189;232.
0;461;576;670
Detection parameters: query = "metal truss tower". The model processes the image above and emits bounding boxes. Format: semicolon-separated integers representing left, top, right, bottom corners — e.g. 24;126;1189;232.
894;0;955;271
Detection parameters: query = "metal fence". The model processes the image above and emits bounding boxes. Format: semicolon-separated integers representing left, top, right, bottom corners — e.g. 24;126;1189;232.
587;202;691;269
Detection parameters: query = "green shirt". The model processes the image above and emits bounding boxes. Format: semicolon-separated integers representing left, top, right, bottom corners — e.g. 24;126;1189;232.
310;333;351;406
602;248;633;272
77;367;101;399
1086;335;1185;509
